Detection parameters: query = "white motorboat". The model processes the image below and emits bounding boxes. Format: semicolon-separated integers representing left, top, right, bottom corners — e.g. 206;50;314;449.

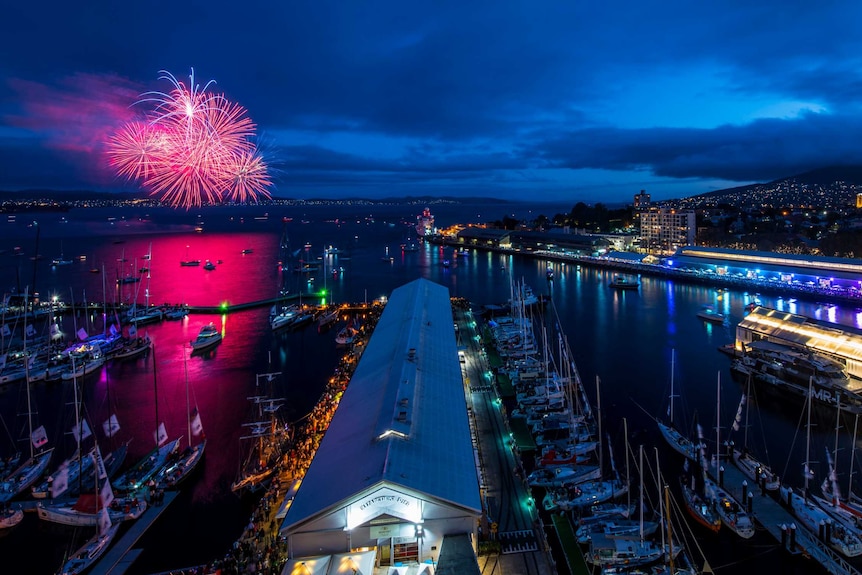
190;323;222;351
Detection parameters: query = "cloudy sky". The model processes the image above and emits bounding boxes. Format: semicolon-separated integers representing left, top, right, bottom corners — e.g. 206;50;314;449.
2;1;862;203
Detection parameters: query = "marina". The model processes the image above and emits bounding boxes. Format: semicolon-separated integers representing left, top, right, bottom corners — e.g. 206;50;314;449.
1;203;862;574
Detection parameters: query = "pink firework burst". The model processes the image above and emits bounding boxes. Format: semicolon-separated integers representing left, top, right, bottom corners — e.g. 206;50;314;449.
106;69;272;209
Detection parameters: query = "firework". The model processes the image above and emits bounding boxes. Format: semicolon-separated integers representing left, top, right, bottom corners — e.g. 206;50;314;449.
107;69;271;209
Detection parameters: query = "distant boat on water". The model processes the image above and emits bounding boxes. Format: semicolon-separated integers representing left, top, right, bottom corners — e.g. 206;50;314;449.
609;275;640;289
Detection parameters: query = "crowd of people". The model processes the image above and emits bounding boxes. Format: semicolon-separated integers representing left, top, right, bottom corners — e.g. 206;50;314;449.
197;309;382;575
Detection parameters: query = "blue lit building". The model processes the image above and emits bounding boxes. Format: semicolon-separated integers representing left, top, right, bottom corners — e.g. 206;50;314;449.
668;246;862;292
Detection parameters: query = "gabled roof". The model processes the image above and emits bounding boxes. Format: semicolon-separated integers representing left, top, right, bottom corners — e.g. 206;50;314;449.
281;278;481;532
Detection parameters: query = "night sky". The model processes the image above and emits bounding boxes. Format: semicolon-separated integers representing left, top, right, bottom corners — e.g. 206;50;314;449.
2;1;862;203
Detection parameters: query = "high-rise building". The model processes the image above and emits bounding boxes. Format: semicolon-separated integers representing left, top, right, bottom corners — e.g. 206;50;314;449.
633;190;651;211
640;207;696;254
856;192;862;209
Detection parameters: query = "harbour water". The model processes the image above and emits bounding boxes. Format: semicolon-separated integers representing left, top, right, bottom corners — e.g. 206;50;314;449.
0;201;858;574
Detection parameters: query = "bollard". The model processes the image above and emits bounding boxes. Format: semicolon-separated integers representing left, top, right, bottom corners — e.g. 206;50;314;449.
760;473;767;495
719;466;724;488
742;487;748;506
825;519;832;543
747;492;753;514
819;519;826;541
780;524;787;550
790;523;797;549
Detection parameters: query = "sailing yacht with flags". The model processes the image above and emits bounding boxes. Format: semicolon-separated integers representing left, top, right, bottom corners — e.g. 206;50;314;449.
655;350;698;460
37;444;146;526
0;289;54;503
56;449;121;575
154;349;206;489
113;344;180;493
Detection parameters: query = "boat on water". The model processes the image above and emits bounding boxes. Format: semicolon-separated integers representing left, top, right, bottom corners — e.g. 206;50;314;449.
727;339;857;410
335;320;360;345
416;207;435;237
190;323;222;351
241;248;254;254
156;356;206;490
180;260;201;266
111;336;152;361
232;373;290;494
57;510;119;575
164;307;189;320
729;376;780;492
609;275;640;289
696;306;726;324
0;506;23;529
113;437;180;493
38;490;146;527
203;260;216;270
706;477;755;538
316;308;339;332
679;474;721;532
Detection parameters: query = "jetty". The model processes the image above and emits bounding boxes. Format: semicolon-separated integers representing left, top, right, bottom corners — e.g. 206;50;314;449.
708;461;860;575
89;490;178;575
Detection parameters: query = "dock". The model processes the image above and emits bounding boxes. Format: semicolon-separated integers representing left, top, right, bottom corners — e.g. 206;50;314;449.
89;490;178;575
710;461;861;575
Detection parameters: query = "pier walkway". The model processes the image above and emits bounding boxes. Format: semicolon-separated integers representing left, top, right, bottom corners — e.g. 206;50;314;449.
710;461;860;575
457;307;557;575
90;490;178;575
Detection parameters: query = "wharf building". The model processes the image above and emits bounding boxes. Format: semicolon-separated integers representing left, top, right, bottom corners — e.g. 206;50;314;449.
668;246;862;292
279;278;482;570
454;228;611;257
734;306;862;383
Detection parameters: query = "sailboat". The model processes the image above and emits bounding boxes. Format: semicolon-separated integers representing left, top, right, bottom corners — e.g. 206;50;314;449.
32;365;95;500
112;344;180;493
37;444;146;526
0;290;54;503
271;222;300;331
51;241;73;266
655;350;698;460
705;372;755;539
574;420;656;544
56;458;121;575
729;373;780;491
231;370;290;493
678;417;720;533
180;245;201;266
154;349;206;489
128;245;163;326
779;377;862;557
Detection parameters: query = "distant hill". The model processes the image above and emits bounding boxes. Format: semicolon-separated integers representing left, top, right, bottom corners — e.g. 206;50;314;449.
684;165;862;209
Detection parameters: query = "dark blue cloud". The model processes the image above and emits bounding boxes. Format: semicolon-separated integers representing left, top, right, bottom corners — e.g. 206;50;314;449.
2;1;862;201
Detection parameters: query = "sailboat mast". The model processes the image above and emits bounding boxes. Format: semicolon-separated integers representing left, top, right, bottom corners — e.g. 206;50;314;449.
184;348;191;446
665;484;675;574
805;376;813;496
716;372;721;467
153;344;160;447
639;443;644;540
24;287;34;460
624;417;630;512
833;395;842;500
743;374;751;451
596;376;603;475
669;349;675;425
850;412;859;502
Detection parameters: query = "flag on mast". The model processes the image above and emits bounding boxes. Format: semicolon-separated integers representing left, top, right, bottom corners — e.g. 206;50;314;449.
71;419;92;443
154;422;168;446
31;425;48;449
190;409;203;436
102;414;120;438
